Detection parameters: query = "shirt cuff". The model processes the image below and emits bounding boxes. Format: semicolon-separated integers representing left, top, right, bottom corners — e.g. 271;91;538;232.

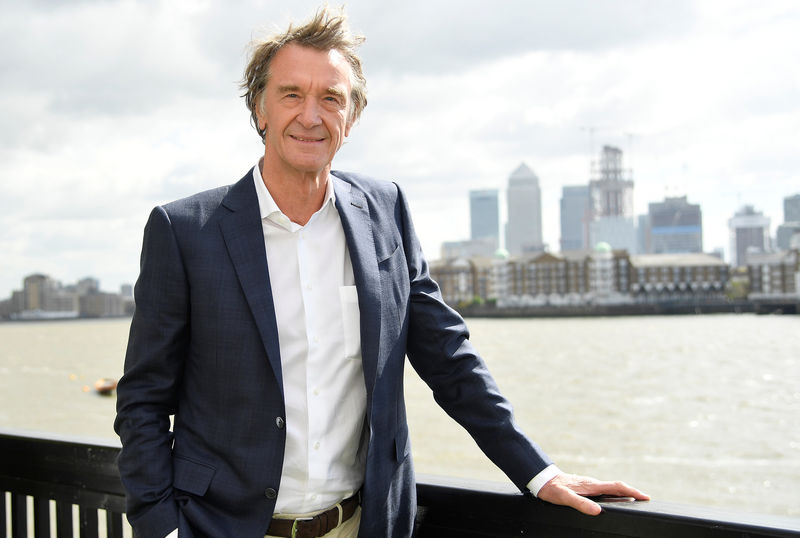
526;464;562;497
165;529;178;538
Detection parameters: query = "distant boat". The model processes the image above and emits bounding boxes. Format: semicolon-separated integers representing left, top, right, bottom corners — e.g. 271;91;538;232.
94;378;117;396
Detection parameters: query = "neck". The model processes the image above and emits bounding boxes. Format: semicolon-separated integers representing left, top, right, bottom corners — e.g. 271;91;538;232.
260;158;330;226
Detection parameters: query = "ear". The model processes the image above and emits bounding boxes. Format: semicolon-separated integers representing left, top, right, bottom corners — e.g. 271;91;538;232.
255;93;267;132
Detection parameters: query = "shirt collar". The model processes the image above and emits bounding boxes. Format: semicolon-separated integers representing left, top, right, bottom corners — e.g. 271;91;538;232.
252;160;337;230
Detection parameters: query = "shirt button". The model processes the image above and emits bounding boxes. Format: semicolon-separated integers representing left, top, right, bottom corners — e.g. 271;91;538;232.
313;441;320;450
265;488;277;499
276;417;285;429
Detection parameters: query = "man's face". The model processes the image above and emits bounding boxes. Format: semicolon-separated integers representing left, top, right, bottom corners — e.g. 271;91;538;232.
257;43;353;178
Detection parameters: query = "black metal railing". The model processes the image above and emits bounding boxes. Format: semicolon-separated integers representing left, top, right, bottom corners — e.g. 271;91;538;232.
2;429;800;537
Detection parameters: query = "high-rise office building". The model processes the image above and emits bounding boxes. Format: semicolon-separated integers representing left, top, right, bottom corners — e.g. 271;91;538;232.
505;163;543;255
560;185;590;251
784;193;800;222
647;196;703;254
776;193;800;250
469;188;499;250
589;145;634;219
587;145;636;252
728;205;771;267
776;223;800;250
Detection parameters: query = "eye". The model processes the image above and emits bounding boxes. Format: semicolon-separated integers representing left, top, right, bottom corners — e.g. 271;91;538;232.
324;95;344;107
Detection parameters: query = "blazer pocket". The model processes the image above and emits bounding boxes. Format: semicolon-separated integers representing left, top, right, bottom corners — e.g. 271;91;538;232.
173;455;216;496
339;285;361;358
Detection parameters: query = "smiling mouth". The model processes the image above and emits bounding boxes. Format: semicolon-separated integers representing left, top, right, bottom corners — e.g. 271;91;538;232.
289;135;325;142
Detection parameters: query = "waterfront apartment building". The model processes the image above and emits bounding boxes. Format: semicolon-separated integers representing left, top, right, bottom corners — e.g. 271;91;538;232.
505;163;544;255
431;245;633;307
728;205;771;267
746;249;799;298
1;273;134;320
19;274;79;318
628;253;729;303
469;189;500;250
429;256;498;306
560;185;590;251
647;196;703;254
430;249;731;308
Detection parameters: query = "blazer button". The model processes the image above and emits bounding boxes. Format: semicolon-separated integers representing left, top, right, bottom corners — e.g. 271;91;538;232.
276;417;285;429
265;488;277;499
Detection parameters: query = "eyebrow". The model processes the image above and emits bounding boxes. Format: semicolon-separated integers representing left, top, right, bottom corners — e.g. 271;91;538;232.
276;84;347;100
326;87;347;100
277;84;301;94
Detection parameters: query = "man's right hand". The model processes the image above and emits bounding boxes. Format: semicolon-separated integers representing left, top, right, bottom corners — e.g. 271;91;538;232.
537;473;650;516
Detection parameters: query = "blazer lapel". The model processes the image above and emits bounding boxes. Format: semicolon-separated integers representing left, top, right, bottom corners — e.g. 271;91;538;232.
219;174;283;392
333;176;381;400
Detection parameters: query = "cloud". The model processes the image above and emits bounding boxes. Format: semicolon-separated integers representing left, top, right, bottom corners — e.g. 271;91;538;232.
1;0;799;299
352;0;696;74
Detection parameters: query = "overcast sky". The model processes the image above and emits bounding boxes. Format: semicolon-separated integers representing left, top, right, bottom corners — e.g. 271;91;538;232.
1;0;798;299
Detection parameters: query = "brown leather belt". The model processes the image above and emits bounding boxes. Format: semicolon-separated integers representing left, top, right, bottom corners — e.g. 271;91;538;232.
266;493;360;538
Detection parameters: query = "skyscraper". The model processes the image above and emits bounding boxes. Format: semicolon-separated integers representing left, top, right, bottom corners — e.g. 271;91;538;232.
469;188;499;250
776;193;800;250
505;163;543;255
784;193;800;222
587;145;636;252
728;205;771;267
589;145;634;219
647;196;703;254
560;185;590;251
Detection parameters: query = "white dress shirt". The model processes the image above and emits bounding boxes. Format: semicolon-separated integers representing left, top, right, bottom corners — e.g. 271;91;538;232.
253;164;367;515
164;166;559;537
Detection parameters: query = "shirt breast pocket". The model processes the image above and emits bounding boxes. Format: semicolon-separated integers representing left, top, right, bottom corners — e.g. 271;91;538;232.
339;285;361;359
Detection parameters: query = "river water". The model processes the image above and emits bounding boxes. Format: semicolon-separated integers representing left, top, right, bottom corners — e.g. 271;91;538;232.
1;314;798;517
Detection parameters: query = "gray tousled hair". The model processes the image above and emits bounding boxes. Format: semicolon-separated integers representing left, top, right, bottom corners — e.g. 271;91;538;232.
241;6;368;140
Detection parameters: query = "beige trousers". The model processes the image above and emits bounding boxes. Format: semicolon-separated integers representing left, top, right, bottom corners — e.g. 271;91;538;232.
265;506;361;538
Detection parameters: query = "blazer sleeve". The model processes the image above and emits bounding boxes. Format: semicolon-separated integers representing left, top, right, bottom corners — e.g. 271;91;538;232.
394;184;553;491
114;205;189;538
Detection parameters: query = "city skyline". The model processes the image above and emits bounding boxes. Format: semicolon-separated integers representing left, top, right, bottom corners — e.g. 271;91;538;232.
1;1;798;299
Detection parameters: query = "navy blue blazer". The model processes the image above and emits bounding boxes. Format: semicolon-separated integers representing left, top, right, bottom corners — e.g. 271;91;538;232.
115;169;552;538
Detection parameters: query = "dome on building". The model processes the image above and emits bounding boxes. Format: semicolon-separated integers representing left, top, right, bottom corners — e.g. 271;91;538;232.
594;241;612;253
493;247;510;260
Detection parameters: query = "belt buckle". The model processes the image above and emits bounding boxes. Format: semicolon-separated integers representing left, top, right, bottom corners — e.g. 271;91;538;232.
291;517;314;538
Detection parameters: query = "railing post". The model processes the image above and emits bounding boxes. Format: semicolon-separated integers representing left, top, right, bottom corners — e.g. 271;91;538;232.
1;492;6;538
106;511;124;538
33;497;49;538
79;507;98;538
11;493;27;538
56;501;73;538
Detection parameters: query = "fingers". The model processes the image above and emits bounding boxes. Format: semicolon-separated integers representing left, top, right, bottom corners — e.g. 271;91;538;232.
537;473;650;517
538;481;602;516
589;480;650;501
568;490;603;516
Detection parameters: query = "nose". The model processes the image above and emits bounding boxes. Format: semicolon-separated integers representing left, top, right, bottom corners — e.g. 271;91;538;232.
296;98;322;128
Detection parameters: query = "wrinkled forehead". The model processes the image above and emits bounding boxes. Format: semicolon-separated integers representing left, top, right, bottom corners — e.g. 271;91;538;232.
268;43;354;94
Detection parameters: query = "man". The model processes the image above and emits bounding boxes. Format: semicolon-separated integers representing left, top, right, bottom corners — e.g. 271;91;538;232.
114;7;648;538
